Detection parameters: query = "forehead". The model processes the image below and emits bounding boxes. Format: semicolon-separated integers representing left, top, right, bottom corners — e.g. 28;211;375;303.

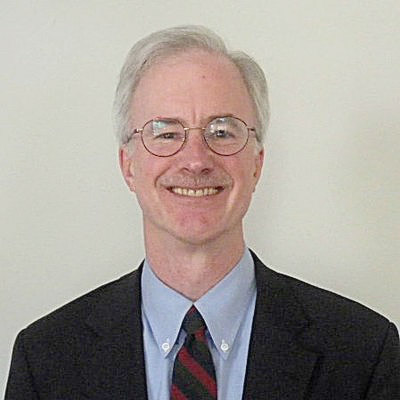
130;50;256;126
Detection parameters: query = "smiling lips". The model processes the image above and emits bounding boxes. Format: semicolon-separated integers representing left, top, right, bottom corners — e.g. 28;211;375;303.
161;174;231;198
169;187;222;197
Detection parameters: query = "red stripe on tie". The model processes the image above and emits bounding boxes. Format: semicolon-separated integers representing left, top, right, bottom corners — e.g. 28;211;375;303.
187;306;196;315
179;346;217;397
195;330;206;342
171;384;188;400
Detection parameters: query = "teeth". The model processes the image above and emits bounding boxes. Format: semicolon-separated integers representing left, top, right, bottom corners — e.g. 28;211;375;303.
171;187;219;197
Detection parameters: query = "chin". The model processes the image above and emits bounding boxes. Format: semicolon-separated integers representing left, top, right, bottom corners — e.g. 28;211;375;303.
169;222;233;247
174;233;220;247
145;213;237;246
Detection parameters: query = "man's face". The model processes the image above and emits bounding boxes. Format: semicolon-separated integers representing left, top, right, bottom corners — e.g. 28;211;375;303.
120;50;264;246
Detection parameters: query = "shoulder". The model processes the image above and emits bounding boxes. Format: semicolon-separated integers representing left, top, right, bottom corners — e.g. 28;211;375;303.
7;267;145;398
281;269;390;332
251;250;396;344
17;267;142;343
249;251;399;396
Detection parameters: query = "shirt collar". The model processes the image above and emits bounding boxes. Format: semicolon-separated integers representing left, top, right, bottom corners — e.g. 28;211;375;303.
141;248;256;360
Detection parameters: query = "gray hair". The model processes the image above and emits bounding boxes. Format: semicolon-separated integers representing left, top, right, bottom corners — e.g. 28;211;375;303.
113;25;269;147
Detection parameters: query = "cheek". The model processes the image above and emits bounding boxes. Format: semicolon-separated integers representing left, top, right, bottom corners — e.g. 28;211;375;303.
131;154;168;194
232;157;259;187
225;162;257;211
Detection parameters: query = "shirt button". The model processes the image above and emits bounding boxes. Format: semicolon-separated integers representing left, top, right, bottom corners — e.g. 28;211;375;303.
221;341;229;352
162;342;170;352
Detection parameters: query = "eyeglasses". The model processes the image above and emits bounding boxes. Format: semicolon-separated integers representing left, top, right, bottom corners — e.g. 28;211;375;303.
126;116;256;157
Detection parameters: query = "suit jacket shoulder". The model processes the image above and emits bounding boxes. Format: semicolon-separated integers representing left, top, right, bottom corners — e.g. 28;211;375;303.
261;256;391;335
19;268;141;338
243;250;399;399
5;267;147;399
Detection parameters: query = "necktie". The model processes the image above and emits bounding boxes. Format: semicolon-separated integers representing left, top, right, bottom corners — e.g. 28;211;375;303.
171;306;217;399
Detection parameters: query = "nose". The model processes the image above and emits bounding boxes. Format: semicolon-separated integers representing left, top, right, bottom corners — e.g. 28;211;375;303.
177;128;215;174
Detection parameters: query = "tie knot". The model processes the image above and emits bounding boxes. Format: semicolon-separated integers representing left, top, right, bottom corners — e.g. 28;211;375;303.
182;306;206;335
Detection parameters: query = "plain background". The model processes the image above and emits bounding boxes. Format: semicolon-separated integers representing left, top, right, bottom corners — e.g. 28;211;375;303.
1;0;399;395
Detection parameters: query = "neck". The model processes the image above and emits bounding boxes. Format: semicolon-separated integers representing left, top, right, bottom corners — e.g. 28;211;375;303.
143;224;246;301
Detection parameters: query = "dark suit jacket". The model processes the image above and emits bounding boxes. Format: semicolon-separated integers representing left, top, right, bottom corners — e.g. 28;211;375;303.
6;251;400;399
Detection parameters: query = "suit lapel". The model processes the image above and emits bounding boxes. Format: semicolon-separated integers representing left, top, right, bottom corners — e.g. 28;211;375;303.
80;265;148;399
243;252;319;400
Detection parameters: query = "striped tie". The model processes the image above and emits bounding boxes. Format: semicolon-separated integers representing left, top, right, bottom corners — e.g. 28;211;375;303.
171;306;217;399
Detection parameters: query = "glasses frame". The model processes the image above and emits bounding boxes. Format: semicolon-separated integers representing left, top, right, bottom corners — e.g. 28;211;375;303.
126;116;257;157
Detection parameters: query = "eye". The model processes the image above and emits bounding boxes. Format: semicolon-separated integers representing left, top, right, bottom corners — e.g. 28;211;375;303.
208;125;236;140
214;128;233;138
153;131;178;140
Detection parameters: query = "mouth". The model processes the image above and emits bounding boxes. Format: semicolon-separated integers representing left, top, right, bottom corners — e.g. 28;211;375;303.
167;186;223;197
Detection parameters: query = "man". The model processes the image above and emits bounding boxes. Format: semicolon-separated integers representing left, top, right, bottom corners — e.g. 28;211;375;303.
6;25;399;399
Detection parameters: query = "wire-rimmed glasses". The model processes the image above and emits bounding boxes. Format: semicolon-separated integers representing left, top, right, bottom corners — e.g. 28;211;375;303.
126;116;256;157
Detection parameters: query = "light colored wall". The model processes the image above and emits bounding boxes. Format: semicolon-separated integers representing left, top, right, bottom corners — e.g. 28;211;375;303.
1;0;399;394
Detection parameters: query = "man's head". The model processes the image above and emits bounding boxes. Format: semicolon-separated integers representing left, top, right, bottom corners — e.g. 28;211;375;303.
117;26;269;247
114;25;269;148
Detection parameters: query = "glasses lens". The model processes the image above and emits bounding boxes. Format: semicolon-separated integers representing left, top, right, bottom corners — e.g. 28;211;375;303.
204;117;248;155
142;119;185;156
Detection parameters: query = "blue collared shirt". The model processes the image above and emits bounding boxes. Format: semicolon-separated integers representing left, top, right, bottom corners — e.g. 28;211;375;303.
141;248;257;400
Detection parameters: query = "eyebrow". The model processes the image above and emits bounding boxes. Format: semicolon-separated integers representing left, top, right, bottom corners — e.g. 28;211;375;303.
153;113;236;126
206;113;235;121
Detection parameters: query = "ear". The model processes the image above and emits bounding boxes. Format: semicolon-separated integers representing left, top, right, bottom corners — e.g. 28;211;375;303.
119;146;136;192
253;147;264;184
